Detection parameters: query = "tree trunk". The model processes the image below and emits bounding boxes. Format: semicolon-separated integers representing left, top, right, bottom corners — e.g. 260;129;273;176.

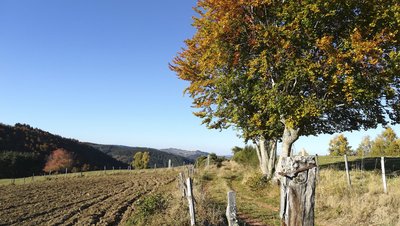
275;123;300;181
280;156;317;226
281;124;300;157
254;137;277;179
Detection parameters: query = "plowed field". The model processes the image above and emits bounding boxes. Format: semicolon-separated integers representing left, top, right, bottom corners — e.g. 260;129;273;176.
0;170;176;226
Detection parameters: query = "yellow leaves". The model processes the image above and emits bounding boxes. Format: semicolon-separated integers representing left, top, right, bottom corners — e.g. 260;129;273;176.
193;111;207;118
317;36;333;52
250;114;263;127
308;4;320;13
350;28;389;66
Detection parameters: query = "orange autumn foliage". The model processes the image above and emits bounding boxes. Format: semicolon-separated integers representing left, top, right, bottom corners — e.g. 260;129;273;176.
43;148;74;173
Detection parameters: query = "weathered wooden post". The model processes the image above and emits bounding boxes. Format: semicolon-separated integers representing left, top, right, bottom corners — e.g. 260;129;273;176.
226;191;239;226
154;163;157;169
279;156;317;226
315;154;319;181
104;166;106;174
381;157;387;194
207;154;210;167
112;166;115;171
32;173;35;182
187;165;194;178
65;168;68;177
186;178;196;225
168;159;172;169
178;172;187;197
344;155;351;187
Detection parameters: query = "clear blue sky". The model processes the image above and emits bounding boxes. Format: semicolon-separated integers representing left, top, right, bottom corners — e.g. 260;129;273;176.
0;1;398;156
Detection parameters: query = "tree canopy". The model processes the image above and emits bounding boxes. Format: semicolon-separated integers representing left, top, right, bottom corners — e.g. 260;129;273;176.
43;149;74;173
370;127;400;156
328;134;353;156
171;0;400;158
132;152;150;169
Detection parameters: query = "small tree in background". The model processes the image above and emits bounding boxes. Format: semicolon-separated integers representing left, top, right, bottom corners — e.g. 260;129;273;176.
133;152;143;169
356;136;373;156
43;148;74;173
328;134;353;156
132;152;150;169
142;152;150;169
371;127;400;156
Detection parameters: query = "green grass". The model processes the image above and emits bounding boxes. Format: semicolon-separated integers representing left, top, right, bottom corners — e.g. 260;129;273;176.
317;155;360;166
0;168;169;186
196;162;281;225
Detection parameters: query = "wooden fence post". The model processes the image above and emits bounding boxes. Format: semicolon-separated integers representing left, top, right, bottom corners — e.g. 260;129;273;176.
178;172;187;198
315;154;319;181
344;155;351;187
381;157;388;194
104;166;106;174
168;159;172;169
187;165;194;178
186;178;196;225
207;155;210;168
279;156;317;226
226;191;239;226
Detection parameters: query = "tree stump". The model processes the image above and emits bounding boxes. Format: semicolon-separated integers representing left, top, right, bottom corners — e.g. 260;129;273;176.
279;156;317;226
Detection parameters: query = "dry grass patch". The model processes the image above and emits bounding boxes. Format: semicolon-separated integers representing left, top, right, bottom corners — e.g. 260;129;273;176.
316;169;400;226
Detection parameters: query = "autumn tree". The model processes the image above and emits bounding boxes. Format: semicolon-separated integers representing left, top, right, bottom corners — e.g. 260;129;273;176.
328;134;353;156
142;152;150;169
171;0;400;177
43;148;74;173
132;152;150;169
371;127;400;156
356;136;373;156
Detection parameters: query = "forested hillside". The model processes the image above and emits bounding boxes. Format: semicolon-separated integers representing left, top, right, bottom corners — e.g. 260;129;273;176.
0;123;127;178
159;148;208;161
88;144;193;168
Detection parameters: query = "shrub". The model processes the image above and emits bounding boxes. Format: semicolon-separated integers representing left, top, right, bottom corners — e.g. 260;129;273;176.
231;145;259;168
132;193;169;224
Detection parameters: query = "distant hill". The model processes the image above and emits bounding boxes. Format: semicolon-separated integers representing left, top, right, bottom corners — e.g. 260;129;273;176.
87;144;194;168
0;123;127;179
159;148;209;161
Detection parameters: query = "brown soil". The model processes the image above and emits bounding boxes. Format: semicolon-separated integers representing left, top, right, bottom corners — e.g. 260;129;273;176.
0;170;176;226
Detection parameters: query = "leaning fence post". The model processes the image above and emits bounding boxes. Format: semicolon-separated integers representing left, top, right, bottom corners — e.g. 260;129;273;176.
344;155;351;187
178;172;187;198
381;157;388;194
186;178;196;225
279;156;317;226
226;191;238;226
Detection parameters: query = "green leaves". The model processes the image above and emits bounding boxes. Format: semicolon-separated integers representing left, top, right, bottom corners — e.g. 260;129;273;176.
171;0;400;147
